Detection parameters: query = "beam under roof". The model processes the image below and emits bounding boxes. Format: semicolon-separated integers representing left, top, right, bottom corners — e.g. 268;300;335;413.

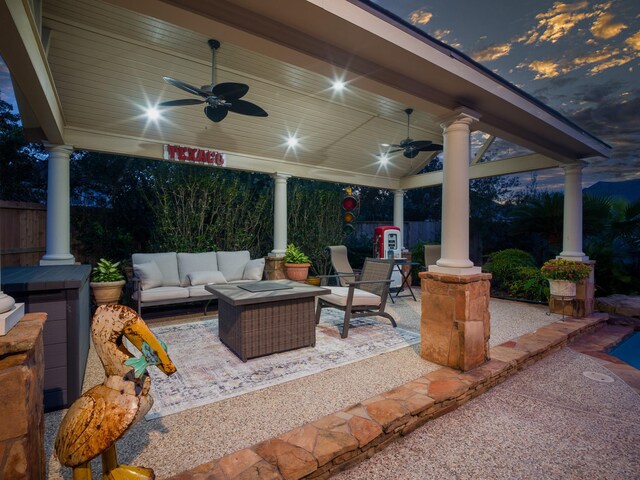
400;154;561;189
0;0;64;144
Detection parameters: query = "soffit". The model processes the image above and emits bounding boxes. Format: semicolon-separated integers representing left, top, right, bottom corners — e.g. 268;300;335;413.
42;0;443;186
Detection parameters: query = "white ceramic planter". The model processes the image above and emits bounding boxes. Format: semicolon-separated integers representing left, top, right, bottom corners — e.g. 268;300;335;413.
549;279;577;297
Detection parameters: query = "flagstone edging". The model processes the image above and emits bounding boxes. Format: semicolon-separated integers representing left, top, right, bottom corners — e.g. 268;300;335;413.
168;313;608;480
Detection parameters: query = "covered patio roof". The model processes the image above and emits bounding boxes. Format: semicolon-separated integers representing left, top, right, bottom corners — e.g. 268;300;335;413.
1;0;610;190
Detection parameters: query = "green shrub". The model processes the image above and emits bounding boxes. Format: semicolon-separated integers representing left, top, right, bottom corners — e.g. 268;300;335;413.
507;266;549;302
484;248;536;287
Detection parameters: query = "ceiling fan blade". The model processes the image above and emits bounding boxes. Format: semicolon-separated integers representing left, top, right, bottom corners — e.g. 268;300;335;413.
158;99;205;107
204;105;229;123
229;99;268;117
381;143;402;148
387;148;403;154
163;77;210;97
210;82;249;100
418;144;443;152
407;140;433;150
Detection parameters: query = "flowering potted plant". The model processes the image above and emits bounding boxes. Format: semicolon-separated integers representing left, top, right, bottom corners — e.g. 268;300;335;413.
283;243;311;281
540;258;592;297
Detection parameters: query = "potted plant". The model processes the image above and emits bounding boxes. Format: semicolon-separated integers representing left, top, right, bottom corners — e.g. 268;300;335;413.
90;258;126;305
540;258;592;297
283;243;312;281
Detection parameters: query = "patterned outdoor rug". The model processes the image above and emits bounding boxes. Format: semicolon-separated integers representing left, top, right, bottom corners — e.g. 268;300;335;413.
142;310;420;419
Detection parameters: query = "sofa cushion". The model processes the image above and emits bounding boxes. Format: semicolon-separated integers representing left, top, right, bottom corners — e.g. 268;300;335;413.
188;285;217;298
177;252;218;287
323;286;381;307
132;252;180;286
243;258;265;281
217;251;251;282
132;286;189;302
133;261;163;290
188;270;227;286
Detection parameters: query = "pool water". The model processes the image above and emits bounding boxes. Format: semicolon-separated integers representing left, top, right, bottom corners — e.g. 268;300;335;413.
609;331;640;369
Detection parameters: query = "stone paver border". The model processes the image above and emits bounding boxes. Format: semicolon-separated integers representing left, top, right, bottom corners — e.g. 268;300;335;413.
169;314;609;480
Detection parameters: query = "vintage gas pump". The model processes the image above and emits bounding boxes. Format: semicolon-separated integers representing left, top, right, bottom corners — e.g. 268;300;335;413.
373;226;402;289
374;226;402;259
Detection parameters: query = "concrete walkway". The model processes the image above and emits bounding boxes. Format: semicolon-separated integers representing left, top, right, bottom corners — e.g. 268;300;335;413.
334;346;640;479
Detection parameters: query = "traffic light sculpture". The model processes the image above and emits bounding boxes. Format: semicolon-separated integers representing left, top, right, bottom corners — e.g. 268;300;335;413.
342;186;359;235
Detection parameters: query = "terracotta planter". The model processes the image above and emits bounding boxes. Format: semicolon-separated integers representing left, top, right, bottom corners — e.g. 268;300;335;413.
90;280;126;305
548;279;576;297
284;263;311;281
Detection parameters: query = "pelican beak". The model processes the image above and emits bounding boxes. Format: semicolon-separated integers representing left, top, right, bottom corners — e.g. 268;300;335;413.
123;319;176;376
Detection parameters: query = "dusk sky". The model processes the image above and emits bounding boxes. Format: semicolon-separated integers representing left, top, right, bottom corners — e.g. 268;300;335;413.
1;1;638;189
372;0;640;188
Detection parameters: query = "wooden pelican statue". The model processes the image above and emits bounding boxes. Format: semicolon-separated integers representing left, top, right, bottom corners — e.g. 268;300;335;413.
55;304;177;479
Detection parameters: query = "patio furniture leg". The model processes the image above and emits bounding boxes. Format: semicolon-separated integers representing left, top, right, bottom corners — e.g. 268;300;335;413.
378;312;397;328
315;300;324;325
204;299;212;315
342;310;352;338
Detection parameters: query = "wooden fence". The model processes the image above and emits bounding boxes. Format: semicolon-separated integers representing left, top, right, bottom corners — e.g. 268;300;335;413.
0;201;46;266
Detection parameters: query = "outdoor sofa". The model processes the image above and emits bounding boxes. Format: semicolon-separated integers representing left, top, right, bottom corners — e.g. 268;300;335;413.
131;251;265;315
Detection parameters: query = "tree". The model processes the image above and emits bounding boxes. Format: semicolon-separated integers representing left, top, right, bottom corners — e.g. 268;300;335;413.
0;99;46;202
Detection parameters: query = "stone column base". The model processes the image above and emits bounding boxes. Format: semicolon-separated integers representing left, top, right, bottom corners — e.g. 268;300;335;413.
0;313;47;479
419;271;491;371
264;256;287;280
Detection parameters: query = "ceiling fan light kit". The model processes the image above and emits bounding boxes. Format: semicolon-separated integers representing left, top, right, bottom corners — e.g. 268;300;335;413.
158;39;268;123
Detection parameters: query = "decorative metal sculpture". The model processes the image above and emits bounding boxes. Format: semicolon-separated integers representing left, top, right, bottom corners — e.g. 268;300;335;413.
55;304;176;479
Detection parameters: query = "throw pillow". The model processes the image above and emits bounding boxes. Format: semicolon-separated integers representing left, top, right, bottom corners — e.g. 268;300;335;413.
134;262;163;290
188;270;227;286
243;258;265;280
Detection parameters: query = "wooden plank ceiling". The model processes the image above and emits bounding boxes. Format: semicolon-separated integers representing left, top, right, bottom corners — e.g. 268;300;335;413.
42;0;445;184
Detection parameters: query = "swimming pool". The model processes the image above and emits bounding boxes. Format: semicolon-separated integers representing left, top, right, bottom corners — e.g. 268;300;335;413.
608;331;640;369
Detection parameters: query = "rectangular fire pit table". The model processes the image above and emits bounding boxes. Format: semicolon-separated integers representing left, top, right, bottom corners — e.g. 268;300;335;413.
205;280;329;362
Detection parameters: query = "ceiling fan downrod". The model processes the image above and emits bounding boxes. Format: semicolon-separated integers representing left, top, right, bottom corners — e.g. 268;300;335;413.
207;39;220;86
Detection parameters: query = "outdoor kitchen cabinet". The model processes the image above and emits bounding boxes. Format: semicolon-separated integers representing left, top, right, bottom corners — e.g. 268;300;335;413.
1;265;91;411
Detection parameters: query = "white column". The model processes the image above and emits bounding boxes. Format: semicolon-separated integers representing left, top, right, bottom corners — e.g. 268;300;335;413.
269;172;291;257
430;108;481;275
393;189;405;248
559;163;588;261
40;143;75;265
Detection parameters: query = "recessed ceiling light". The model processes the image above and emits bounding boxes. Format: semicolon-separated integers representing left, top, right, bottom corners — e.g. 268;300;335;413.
146;106;160;120
287;136;299;148
378;153;389;164
332;80;345;91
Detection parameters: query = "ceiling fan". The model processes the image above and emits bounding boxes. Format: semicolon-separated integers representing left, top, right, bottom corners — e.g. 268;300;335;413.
381;108;442;158
158;39;268;123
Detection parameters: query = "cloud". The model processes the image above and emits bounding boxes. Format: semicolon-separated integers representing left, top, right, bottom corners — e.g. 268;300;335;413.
472;43;512;62
626;31;640;51
408;9;433;25
531;1;592;43
523;59;563;79
590;12;627;39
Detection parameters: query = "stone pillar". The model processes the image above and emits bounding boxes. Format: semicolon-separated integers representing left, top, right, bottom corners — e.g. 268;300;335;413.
430;109;481;276
0;312;47;479
421;108;490;371
40;143;75;265
420;271;491;371
549;162;594;318
269;173;291;257
393;189;404;248
559;162;588;261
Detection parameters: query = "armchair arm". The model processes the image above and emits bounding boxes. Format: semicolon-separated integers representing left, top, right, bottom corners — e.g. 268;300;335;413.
316;271;360;286
346;279;392;287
